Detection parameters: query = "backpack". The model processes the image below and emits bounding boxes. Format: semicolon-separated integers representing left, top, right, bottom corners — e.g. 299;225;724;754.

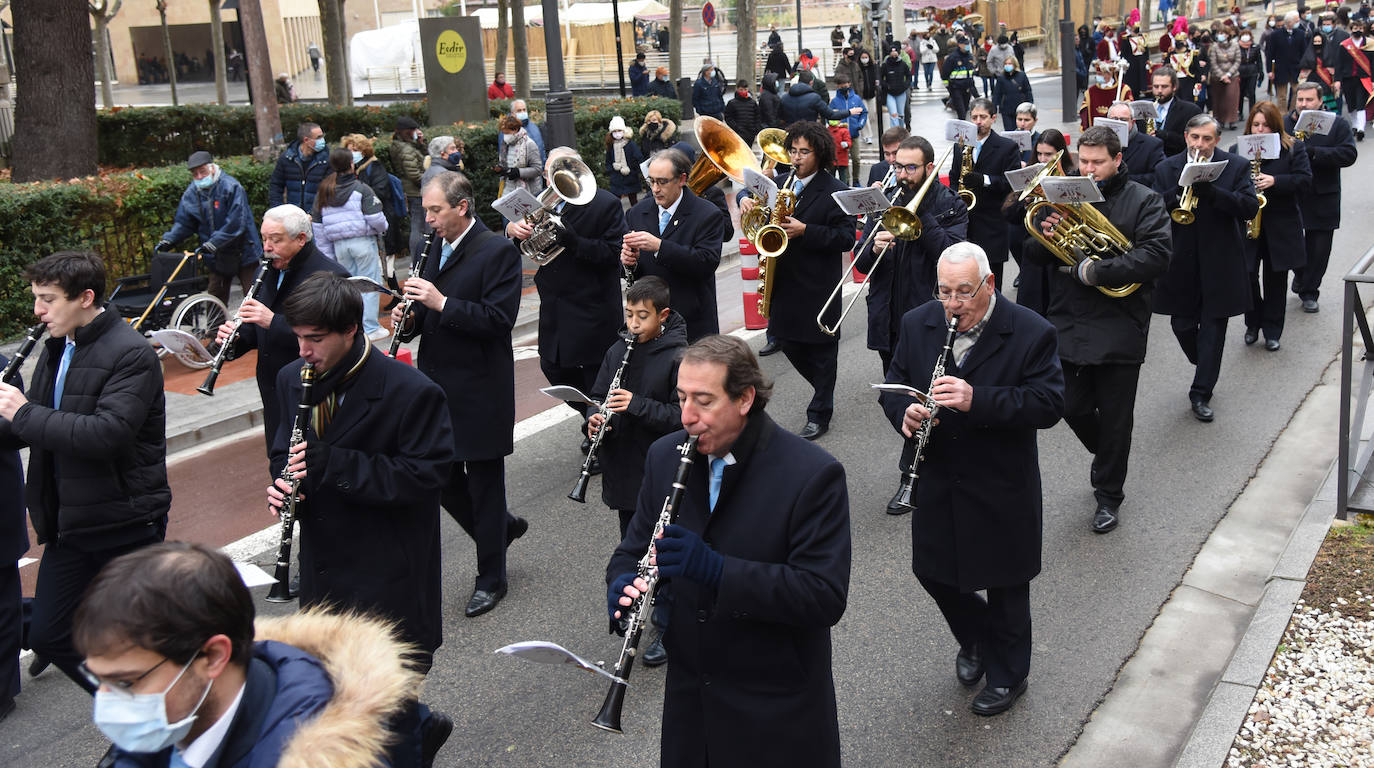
386;173;407;220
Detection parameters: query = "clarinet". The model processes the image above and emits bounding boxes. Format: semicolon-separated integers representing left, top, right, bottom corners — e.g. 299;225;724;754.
266;362;315;603
592;434;699;734
569;336;636;503
198;255;272;396
889;315;959;515
389;231;436;357
2;322;46;385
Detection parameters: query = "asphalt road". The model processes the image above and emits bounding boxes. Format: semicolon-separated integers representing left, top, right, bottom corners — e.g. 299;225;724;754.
8;107;1373;768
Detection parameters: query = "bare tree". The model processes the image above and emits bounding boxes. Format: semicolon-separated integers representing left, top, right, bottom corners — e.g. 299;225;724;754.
511;0;528;99
735;0;756;87
1043;0;1061;69
318;0;352;105
155;0;179;105
11;0;98;181
209;0;227;103
89;0;123;110
494;0;508;81
669;0;681;81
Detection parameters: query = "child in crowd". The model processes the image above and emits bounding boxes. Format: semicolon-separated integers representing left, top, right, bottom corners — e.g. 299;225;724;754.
605;115;646;206
828;119;852;185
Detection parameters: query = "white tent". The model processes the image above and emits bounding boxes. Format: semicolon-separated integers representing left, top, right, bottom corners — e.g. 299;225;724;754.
349;20;424;95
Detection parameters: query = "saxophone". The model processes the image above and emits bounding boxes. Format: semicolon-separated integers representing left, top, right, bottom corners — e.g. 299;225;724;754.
889;316;959;515
266;362;315;603
956;141;978;211
754;171;797;319
1244;154;1267;240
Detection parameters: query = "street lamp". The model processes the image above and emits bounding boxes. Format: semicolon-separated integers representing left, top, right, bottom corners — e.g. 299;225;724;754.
541;0;576;148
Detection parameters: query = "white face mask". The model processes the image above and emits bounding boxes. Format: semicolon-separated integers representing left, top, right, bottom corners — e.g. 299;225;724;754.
92;654;213;755
612;130;624;139
503;132;518;144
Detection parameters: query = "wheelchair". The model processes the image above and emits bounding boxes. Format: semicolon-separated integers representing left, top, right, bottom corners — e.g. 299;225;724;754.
106;250;228;370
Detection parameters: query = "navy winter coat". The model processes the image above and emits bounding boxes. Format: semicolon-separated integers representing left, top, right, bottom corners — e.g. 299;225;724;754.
268;140;331;211
161;172;262;275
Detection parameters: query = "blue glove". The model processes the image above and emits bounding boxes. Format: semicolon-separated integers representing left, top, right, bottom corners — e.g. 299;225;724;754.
654;524;723;587
607;572;637;620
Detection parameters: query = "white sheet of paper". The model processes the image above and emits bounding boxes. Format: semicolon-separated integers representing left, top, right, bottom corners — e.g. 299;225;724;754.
1131;100;1161;120
870;383;931;404
150;329;211;362
742;166;780;208
1006;162;1047;194
495;641;624;684
639;158;652;180
1001;130;1033;151
1094;117;1131;147
18;558;36;569
1294;109;1335;136
1235;132;1281;160
1179;159;1229;186
539;385;598;406
833;186;894;216
1040;176;1105;204
492;188;544;222
235;562;277;588
944;119;978;145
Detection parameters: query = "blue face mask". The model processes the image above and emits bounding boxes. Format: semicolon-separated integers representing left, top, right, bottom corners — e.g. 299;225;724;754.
351;150;363;165
448;151;462;166
92;654;212;754
1322;24;1334;34
313;137;326;152
1004;65;1015;73
193;173;215;190
515;111;529;122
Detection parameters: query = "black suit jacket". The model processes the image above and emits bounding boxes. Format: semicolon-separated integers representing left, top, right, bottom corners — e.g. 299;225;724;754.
0;358;25;564
1227;141;1311;271
400;219;522;459
1285;111;1358;230
950;133;1020;262
1142;97;1203;158
624;189;724;341
1123;131;1166;181
527;189;627;367
769;171;856;344
866;160;891;187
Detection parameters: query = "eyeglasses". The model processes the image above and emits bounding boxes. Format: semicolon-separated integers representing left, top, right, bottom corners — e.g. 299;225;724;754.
896;164;926;175
787;147;814;157
933;280;986;303
646;177;681;188
79;657;173;699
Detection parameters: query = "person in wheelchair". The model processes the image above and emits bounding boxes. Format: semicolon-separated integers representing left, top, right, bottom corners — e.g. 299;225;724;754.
157;151;263;308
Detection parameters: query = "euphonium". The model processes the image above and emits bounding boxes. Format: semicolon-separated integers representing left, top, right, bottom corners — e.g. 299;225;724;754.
956;140;978;211
519;148;597;265
1021;150;1142;299
1171;150;1200;225
686;116;761;195
1244;154;1267;240
267;362;315;603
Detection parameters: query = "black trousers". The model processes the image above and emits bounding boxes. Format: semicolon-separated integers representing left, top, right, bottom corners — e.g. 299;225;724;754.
30;536;161;694
540;357;599;431
780;338;839;427
441;458;515;593
1245;250;1291;340
948;82;972;120
1062;361;1142;508
917;576;1032;688
0;562;19;704
989;261;1005;293
1293;229;1334;302
205;263;260;308
1170;315;1228;403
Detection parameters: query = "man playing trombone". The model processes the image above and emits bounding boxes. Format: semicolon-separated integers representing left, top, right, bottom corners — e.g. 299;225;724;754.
1023;126;1172;533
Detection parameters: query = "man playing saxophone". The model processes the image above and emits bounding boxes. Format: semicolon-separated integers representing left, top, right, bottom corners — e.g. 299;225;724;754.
878;243;1064;717
1023;126;1172;534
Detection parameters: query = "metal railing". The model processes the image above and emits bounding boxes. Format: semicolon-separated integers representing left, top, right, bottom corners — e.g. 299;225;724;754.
1336;245;1374;521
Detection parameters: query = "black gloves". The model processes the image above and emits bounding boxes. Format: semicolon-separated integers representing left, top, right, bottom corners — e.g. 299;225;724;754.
505;167;522;180
197;241;218;257
155;240;174;253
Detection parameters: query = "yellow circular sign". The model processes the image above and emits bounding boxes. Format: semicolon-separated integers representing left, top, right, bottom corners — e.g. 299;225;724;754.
435;30;467;74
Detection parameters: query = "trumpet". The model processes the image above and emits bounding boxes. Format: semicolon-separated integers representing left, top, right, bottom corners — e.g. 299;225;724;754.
2;322;45;385
198;255;272;396
569;336;635;503
267;362;315;603
388;231;436;358
1171;150;1200;225
890;316;959;515
956;139;978;211
817;144;957;336
1244;153;1267;240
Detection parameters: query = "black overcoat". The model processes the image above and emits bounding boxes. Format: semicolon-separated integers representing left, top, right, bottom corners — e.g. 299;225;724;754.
606;413;850;768
879;298;1064;590
768;172;856;345
950;133;1020;263
233;241;350;451
1023;171;1173;365
0;359;26;565
624;189;724;341
857;181;968;354
1284;111;1358;231
1123;131;1166;182
271;345;455;655
1227;141;1312;272
527;189;627;368
1150;149;1262;318
1139;97;1203;158
400;220;522;460
589;312;688;510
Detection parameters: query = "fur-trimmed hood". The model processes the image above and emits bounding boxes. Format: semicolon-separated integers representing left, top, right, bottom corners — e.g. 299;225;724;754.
639;114;677;142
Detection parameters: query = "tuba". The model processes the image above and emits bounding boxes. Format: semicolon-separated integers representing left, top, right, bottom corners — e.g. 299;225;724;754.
686;116;761;195
1244;153;1267;240
1021;151;1142;299
519;148;598;266
955;139;978;211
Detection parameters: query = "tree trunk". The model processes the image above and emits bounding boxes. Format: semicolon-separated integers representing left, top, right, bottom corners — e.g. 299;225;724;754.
93;14;114;109
511;0;528;98
157;2;178;106
237;0;281;153
1043;0;1060;69
495;0;508;81
318;0;350;105
669;0;681;81
209;0;228;103
11;0;98;181
735;0;756;87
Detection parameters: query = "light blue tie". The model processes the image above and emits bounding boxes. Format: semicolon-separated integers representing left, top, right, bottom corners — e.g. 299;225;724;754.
658;209;672;235
708;457;726;513
168;749;191;768
53;340;75;409
556;200;567;214
792;179;804;196
438;241;455;271
973;140;982;164
276;270;285;290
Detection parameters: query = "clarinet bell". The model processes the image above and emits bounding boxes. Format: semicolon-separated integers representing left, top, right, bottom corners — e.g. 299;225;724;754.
265;579;297;603
887;477;916;516
196;367;220;397
568;472;591;504
591;679;629;734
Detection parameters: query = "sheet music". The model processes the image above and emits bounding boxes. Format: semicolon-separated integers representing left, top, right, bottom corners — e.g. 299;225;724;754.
1006;162;1047;194
944;119;978;145
539;385;599;406
1039;176;1105;204
1293;109;1335;136
1094;117;1132;147
1179;159;1229;186
235;562;277;588
1235;132;1281;160
870;383;931;405
149;329;212;362
833;186;894;216
742;166;780;208
1001;130;1033;151
492;188;544;222
495;641;624;684
1130;100;1160;120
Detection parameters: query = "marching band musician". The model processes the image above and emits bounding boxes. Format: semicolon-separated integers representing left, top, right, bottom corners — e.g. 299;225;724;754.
1023;126;1172;534
1151;114;1262;423
1106;101;1166;181
949;99;1021;290
606;335;851;768
621;149;725;342
1287;82;1359;314
878;243;1064;716
0;351;21;721
1231;102;1312;352
506;153;628;457
866;126;910;186
267;273;456;764
1147;66;1204;158
392;171;528;619
214;204;349;452
739;121;854;440
1122;26;1151;97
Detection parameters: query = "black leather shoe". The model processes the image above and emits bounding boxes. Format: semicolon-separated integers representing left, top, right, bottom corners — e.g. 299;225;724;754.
1190;400;1214;422
955;645;983;686
799;422;828;440
1243;328;1258;346
971;679;1028;716
506;516;529;547
642;629;668;667
1092;503;1119;534
464;586;507;617
1265;338;1281;351
28;655;49;677
1302;299;1319;313
580;436;592;454
758;340;781;356
420;710;453;768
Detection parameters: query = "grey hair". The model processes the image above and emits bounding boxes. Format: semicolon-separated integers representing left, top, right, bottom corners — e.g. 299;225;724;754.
428;135;456;159
649;148;692;178
938;242;993;281
1015;102;1038;118
422;170;475;212
296;122;320;142
1106;100;1134;118
1185;112;1221;135
262;204;314;241
1284;10;1300;22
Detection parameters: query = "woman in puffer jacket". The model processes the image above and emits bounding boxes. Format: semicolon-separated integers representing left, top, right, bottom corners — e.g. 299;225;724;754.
312;148;390;341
